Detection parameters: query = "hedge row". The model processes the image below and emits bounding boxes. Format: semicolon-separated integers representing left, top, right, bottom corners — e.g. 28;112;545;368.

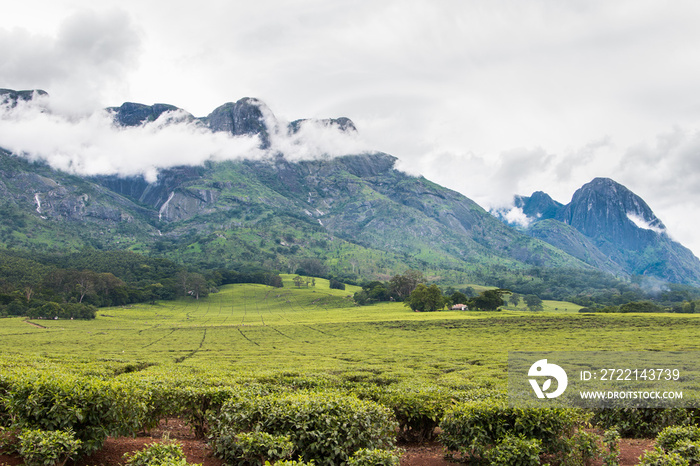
2;370;699;465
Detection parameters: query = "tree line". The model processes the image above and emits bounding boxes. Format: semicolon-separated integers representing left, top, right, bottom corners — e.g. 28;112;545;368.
0;249;283;319
353;270;521;312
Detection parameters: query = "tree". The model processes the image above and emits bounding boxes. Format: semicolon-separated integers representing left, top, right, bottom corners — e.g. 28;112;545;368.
509;293;521;307
269;275;284;288
145;283;164;305
468;289;511;311
405;284;445;312
75;271;95;303
177;270;208;299
389;269;425;301
295;258;327;278
448;291;469;307
329;278;345;290
187;273;209;300
524;294;543;311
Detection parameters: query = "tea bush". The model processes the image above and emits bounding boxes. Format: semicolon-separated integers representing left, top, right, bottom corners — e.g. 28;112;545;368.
264;460;315;466
210;390;397;466
347;448;402;466
17;428;82;466
354;383;452;443
439;399;586;462
592;407;694;438
638;449;691;466
656;426;700;452
123;439;201;466
602;428;621;466
211;431;294;466
4;373;145;455
483;435;542;466
654;425;700;465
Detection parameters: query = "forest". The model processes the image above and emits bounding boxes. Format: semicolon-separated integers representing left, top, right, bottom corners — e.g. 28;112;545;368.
0;249;282;319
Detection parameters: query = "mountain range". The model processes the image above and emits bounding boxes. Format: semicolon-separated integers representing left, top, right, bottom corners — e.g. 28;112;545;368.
2;88;700;289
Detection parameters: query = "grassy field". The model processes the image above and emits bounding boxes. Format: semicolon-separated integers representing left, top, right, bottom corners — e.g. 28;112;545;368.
2;274;700;388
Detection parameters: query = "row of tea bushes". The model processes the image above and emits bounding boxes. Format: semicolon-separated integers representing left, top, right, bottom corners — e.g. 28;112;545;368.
2;367;700;465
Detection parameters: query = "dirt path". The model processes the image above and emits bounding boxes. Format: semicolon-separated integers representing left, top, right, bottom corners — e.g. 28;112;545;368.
23;319;48;329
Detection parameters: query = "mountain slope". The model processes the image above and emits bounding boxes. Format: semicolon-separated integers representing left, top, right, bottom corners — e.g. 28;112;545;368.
3;88;699;287
93;152;589;276
507;178;700;285
0;147;158;252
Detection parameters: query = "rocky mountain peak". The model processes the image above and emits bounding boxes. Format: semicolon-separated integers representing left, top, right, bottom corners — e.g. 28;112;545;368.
204;97;276;148
514;191;562;220
107;102;189;127
288;117;357;134
0;88;48;107
557;177;666;244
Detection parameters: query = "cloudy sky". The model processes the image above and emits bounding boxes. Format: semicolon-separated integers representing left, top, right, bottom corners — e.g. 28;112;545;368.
3;0;700;255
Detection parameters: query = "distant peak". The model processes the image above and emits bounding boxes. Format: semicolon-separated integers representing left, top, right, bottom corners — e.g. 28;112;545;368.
560;177;666;240
107;102;188;127
288;117;358;135
0;88;48;107
204;98;277;148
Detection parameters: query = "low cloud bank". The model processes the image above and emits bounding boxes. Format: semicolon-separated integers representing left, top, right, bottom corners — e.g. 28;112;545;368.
0;93;370;182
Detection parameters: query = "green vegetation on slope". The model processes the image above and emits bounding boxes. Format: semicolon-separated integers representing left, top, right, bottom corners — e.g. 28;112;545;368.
2;277;699;385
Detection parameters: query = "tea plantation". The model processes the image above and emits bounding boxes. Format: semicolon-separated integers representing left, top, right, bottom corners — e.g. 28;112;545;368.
1;275;699;465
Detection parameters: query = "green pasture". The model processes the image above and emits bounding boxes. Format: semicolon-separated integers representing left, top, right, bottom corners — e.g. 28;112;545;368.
1;274;699;388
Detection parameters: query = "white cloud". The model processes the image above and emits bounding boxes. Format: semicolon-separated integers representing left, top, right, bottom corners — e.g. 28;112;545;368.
4;0;700;257
500;206;533;229
0;94;372;183
626;212;665;235
0;8;140;112
0;96;262;182
268;118;370;162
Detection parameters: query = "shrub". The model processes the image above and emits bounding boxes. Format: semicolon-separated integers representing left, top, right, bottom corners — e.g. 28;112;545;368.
558;430;601;466
123;439;201;466
655;425;700;465
483;435;542;466
347;448;402;466
265;461;315;466
348;448;403;466
355;383;452;443
592;407;693;438
17;428;82;466
5;374;145;456
638;449;691;466
328;279;345;290
656;426;700;452
210;390;397;466
166;384;240;438
212;431;294;466
602;428;621;466
0;426;19;453
439;399;585;462
132;377;268;438
670;440;700;465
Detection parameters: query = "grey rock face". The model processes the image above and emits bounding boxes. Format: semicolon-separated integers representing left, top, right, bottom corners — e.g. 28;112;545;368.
288;117;357;134
203;98;274;148
0;89;48;107
107;102;188;127
556;178;664;250
515;191;562;220
507;177;700;284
